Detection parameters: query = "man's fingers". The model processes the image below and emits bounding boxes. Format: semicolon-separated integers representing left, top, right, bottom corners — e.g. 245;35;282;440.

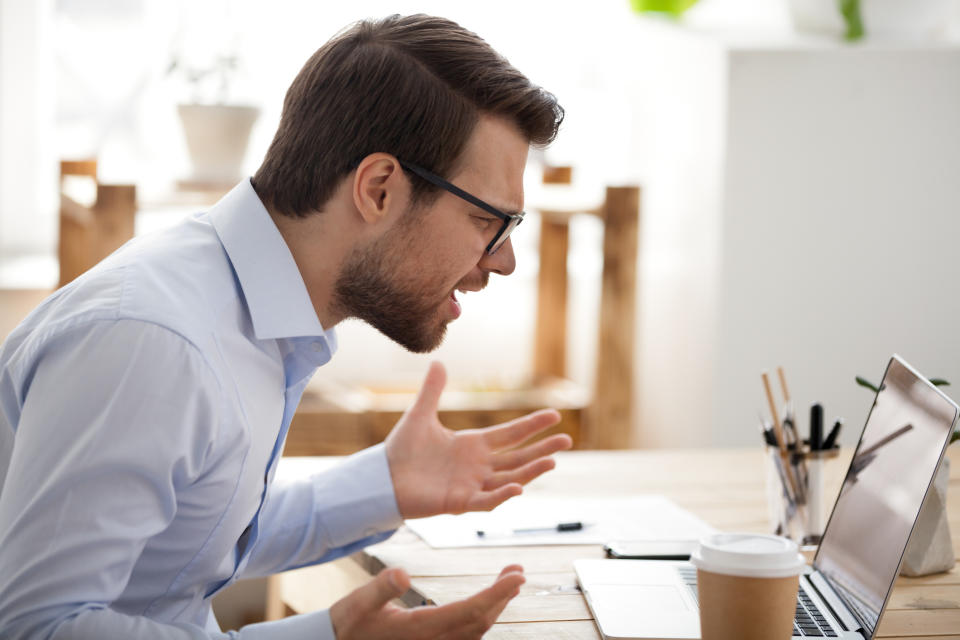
491;433;572;471
484;457;556;491
410;568;525;637
408;361;447;420
355;568;410;613
464;483;523;513
497;564;524;579
330;567;410;638
483;409;563;450
447;570;525;633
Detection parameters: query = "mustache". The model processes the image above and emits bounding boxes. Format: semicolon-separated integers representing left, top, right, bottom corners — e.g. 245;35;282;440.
455;272;490;292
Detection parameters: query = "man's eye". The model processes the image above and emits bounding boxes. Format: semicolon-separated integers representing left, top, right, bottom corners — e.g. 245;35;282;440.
472;215;498;227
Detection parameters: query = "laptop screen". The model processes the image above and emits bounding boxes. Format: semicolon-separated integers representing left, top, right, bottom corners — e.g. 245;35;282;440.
814;356;958;637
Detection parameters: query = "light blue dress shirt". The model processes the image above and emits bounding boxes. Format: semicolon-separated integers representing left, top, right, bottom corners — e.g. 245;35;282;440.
0;180;403;639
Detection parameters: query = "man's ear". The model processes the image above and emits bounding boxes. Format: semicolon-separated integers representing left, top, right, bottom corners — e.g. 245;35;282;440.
352;154;405;225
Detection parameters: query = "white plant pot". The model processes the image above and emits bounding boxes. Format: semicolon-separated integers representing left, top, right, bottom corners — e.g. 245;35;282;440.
787;0;953;39
177;103;260;186
900;457;955;576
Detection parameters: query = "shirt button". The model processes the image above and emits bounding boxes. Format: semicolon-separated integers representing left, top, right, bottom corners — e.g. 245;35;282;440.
311;342;323;353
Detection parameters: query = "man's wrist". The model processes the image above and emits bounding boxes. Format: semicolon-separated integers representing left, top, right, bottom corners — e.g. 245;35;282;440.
313;443;403;546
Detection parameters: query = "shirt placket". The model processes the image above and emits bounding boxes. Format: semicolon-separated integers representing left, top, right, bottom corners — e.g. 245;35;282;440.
230;337;329;577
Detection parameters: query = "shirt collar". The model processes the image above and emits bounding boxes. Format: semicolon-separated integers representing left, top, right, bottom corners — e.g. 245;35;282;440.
210;179;337;347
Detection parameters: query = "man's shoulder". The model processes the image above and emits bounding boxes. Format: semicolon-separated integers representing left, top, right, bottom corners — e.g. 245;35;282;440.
108;214;239;325
7;214;245;361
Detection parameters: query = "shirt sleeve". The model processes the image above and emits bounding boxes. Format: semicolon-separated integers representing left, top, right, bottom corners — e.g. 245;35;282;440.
45;606;336;640
0;320;338;640
238;444;403;579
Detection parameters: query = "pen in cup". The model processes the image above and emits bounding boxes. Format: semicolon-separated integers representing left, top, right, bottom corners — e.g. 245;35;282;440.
809;403;823;451
759;417;778;448
822;419;843;450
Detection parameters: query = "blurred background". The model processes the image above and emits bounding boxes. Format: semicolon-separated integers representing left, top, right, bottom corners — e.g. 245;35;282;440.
4;0;960;628
2;0;960;449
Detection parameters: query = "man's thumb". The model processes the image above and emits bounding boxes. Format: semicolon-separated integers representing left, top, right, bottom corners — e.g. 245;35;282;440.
410;361;446;418
354;568;410;613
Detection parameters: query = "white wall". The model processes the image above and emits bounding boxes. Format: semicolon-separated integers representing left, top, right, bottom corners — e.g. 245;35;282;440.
0;0;57;255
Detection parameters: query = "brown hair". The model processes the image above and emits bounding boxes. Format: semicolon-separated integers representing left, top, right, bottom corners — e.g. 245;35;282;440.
252;14;564;217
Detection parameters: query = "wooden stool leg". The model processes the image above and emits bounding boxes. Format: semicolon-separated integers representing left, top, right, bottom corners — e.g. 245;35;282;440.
587;186;640;449
533;216;570;383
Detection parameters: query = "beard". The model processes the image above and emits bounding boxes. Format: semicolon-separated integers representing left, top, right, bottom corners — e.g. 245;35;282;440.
332;216;487;353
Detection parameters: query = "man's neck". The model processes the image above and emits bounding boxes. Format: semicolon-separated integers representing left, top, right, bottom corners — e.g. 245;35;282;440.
263;201;350;331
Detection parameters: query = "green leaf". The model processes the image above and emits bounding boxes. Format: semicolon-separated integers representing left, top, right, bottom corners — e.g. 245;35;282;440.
855;376;880;393
929;378;951;387
838;0;864;41
951;430;959;445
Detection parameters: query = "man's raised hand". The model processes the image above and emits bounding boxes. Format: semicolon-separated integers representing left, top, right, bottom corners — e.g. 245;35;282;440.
385;361;572;520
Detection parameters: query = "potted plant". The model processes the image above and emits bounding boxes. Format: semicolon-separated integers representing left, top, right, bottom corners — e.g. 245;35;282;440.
628;0;699;18
167;52;260;189
856;375;956;575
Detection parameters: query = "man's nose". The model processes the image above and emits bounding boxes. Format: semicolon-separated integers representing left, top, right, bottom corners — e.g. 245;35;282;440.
478;237;516;276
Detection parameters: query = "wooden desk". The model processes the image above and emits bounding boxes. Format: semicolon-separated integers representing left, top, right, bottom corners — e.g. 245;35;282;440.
269;448;960;638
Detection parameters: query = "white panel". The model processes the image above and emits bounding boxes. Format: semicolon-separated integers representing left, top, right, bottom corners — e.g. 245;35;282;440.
716;43;960;447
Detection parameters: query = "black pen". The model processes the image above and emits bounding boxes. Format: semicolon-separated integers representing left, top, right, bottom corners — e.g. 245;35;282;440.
476;522;584;537
810;403;824;451
759;420;778;448
822;419;843;450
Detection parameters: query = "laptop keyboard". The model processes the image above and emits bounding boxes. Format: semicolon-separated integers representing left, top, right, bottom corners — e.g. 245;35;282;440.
795;588;837;637
677;567;837;637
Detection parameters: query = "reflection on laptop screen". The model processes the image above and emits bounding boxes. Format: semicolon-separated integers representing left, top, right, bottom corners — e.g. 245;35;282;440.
814;357;958;637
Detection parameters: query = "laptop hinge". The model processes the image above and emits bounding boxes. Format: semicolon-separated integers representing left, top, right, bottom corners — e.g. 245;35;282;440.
807;572;866;636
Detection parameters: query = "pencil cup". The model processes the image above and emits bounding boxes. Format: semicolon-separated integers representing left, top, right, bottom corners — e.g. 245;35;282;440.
803;448;840;545
764;446;806;542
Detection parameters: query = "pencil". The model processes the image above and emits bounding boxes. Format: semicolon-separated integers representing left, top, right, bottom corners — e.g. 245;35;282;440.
777;366;791;403
762;371;787;454
763;371;803;503
776;366;807;502
776;366;796;446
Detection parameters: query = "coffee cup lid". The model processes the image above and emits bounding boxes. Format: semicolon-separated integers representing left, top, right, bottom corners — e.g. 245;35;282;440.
690;533;806;578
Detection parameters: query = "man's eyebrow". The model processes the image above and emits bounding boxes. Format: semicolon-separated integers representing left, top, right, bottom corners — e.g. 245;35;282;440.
488;206;524;219
461;193;521;218
482;203;522;217
475;195;523;217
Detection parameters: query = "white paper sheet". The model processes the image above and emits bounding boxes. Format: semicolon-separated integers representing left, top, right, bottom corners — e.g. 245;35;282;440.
405;495;717;548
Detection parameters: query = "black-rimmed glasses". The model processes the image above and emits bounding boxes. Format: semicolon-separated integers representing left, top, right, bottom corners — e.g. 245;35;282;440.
399;160;524;255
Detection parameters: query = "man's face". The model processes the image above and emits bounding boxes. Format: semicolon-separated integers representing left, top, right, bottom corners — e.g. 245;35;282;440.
333;116;528;353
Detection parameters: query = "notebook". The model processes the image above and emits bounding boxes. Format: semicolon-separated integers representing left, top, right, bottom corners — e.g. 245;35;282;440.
575;354;959;639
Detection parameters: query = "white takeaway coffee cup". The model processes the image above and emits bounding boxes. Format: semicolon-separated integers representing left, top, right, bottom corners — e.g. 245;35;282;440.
690;533;806;640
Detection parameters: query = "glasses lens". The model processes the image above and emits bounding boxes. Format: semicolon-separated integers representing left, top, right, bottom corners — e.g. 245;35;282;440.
488;215;522;254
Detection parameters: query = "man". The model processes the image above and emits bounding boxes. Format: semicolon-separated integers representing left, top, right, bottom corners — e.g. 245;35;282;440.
0;13;568;640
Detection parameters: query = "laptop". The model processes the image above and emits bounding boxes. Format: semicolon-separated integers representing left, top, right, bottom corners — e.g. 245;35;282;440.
575;354;959;639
